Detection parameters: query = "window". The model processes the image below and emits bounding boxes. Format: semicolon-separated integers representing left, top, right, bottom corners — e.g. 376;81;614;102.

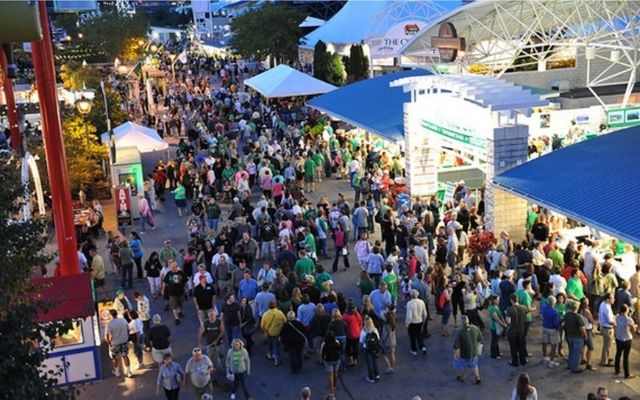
53;321;84;348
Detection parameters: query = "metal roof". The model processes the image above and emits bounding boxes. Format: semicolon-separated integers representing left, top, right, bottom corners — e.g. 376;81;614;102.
493;126;640;247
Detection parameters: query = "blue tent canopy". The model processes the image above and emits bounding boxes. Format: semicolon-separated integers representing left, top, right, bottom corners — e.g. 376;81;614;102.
493;127;640;246
306;69;431;142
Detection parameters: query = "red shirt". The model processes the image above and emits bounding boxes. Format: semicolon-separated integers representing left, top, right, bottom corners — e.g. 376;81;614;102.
342;311;362;339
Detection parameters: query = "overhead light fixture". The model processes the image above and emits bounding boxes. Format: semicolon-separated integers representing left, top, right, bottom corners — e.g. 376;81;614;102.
610;50;620;62
585;46;595;60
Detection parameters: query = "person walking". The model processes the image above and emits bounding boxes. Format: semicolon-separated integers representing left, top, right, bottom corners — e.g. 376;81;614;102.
506;294;527;367
118;241;135;290
280;311;307;374
565;299;587;373
360;315;381;383
511;372;538;400
452;315;482;385
406;289;428;355
487;295;506;359
226;339;253;400
156;354;184;400
331;223;350;272
163;260;187;325
144;252;163;299
129;232;144;280
342;299;363;366
171;181;187;217
598;292;616;367
184;347;214;398
105;309;133;378
261;300;287;366
201;309;225;374
614;304;637;379
149;314;172;369
321;330;342;396
137;193;156;233
133;292;151;350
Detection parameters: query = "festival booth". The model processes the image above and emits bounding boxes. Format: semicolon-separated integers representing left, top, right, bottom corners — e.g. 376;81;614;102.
101;122;168;220
244;64;337;99
493;127;640;279
36;273;102;386
391;74;548;241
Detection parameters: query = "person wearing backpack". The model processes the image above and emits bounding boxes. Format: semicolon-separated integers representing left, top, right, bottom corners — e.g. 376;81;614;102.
321;330;342;396
360;315;381;383
331;223;349;272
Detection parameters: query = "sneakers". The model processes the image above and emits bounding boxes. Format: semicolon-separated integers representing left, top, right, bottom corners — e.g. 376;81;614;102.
230;395;237;400
113;368;121;377
174;319;180;325
374;374;381;380
421;347;427;355
410;351;418;356
366;377;376;383
384;368;394;375
125;369;133;378
136;363;145;370
547;361;559;368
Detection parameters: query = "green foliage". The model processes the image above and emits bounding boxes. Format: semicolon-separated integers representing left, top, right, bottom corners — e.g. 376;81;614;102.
347;44;369;82
61;113;109;198
87;87;128;135
313;40;329;82
230;3;304;65
147;8;193;28
0;153;75;399
59;61;101;91
327;52;345;86
82;11;149;61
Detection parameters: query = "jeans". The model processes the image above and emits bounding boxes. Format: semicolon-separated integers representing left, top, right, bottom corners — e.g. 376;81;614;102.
288;347;303;373
490;328;500;358
267;335;281;362
370;273;382;288
364;352;379;379
121;263;133;288
346;337;359;361
227;325;240;346
130;332;143;364
134;257;143;279
615;339;632;376
163;388;180;400
567;337;584;372
332;246;350;272
207;218;219;233
318;238;328;258
231;372;251;397
408;323;425;352
147;276;161;297
142;319;151;348
508;330;527;366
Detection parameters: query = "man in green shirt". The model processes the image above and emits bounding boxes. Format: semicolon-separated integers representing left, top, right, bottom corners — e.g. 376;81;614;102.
516;280;536;357
548;244;564;269
303;228;316;255
206;198;222;233
564;300;586;373
383;264;398;305
566;269;585;301
294;250;315;278
160;240;178;266
311;152;324;183
507;294;528;367
453;315;483;384
303;157;316;193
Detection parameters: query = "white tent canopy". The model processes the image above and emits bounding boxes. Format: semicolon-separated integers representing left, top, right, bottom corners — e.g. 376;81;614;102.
299;16;325;28
244;64;336;99
101;122;168;153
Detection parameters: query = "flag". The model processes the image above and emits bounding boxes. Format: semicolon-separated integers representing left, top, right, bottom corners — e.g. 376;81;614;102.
132;62;142;78
178;49;188;64
114;57;121;68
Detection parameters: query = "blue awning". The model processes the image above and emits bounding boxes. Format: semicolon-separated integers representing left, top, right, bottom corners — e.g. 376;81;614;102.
306;69;431;142
493;127;640;246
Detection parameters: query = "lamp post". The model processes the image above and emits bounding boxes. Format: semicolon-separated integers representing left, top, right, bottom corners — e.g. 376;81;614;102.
100;81;114;164
75;96;93;116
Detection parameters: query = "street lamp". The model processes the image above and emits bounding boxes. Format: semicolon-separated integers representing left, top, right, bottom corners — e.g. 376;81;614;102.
150;44;158;52
75;96;93;115
117;65;129;74
78;32;83;39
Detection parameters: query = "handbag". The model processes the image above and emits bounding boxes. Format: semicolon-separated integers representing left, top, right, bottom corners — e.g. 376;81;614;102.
496;323;504;336
225;369;235;382
341;247;348;256
476;342;484;355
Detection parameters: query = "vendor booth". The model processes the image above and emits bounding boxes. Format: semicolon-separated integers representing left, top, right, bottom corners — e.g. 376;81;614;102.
244;64;337;99
493;126;640;279
101;122;168;220
36;273;101;386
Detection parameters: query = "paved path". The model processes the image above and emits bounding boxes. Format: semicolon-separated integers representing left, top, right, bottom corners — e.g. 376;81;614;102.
78;171;640;400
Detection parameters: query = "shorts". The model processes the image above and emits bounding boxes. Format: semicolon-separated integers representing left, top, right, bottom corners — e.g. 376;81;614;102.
169;295;184;310
152;347;172;363
324;360;340;373
110;342;129;358
175;198;187;208
304;175;313;183
453;356;478;371
197;308;212;326
584;330;594;351
542;328;560;345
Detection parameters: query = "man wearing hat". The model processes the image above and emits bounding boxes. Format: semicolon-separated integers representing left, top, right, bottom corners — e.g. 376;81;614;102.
184;347;214;398
193;274;217;329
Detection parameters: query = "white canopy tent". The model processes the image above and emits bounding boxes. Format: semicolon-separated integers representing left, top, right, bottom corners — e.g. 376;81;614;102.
101;122;169;153
244;64;336;99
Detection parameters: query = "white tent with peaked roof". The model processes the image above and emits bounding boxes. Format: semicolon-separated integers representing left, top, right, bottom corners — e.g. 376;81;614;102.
100;121;168;153
244;64;336;98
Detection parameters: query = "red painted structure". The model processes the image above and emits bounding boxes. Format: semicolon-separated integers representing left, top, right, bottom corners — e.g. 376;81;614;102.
0;48;21;151
30;1;79;275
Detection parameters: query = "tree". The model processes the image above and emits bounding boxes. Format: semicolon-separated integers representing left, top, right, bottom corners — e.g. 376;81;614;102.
326;52;345;86
82;11;149;61
59;61;100;90
61;113;109;198
0;153;74;399
230;3;304;65
313;40;330;82
87;87;128;135
348;44;369;82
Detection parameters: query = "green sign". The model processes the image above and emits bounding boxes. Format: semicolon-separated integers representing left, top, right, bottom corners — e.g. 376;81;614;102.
607;106;640;128
421;120;486;149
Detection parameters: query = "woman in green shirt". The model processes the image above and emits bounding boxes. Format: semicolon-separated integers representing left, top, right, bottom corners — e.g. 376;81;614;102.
358;270;375;297
488;296;507;359
171;182;187;217
226;339;252;399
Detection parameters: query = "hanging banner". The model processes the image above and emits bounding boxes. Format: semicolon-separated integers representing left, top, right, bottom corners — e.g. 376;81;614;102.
114;187;132;226
368;21;426;59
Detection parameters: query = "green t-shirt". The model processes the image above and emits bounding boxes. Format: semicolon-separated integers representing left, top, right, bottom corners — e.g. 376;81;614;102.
564;311;585;338
566;277;585;300
304;233;316;253
207;203;221;219
527;211;538;231
555;303;567;321
358;279;374;296
294;258;315;277
549;249;564;269
172;185;186;200
453;324;482;359
488;304;502;331
222;167;236;182
315;271;332;289
304;159;316;176
516;289;533;322
384;273;398;302
311;153;324;168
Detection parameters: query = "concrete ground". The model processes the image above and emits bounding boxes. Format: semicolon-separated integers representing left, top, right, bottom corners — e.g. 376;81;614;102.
76;158;640;400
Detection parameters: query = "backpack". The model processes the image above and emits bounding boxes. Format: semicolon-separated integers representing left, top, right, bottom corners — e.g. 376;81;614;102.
365;332;381;356
437;289;447;310
322;340;341;362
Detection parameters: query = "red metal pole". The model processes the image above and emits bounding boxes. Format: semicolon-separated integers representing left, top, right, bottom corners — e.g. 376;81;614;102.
31;1;79;276
0;48;21;151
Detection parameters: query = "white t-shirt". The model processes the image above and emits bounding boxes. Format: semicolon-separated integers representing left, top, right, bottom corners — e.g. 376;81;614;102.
549;274;567;295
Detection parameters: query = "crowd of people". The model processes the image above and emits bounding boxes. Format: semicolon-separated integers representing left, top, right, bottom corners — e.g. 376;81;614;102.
81;47;640;400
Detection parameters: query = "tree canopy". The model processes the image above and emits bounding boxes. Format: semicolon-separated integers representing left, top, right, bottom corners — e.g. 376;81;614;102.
347;44;369;82
0;153;74;399
81;11;149;61
327;52;345;86
313;40;330;82
230;3;304;66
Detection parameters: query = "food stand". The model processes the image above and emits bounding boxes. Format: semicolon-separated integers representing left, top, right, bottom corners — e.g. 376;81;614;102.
110;146;144;219
35;273;102;386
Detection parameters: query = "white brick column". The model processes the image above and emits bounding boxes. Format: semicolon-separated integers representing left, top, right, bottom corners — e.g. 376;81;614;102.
485;125;529;242
403;102;438;196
